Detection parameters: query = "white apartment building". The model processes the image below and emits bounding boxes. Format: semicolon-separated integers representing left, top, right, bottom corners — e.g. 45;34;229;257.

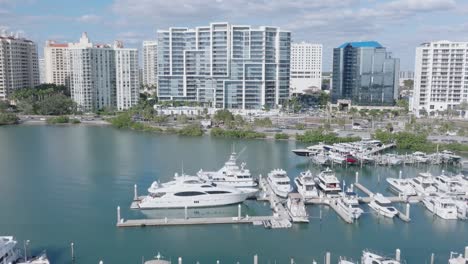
142;41;157;87
0;31;39;99
44;41;71;87
115;47;140;110
47;33;139;112
290;42;322;95
412;41;468;118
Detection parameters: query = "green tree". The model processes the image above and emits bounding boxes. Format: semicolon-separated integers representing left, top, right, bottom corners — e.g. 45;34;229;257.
318;92;330;108
253;117;273;127
403;79;414;90
35;94;76;115
213;109;234;124
0;112;19;125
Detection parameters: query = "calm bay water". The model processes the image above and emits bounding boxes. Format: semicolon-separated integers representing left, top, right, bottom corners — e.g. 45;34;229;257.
0;125;467;263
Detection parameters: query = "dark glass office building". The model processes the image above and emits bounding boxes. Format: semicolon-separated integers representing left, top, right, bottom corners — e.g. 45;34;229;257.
331;41;399;106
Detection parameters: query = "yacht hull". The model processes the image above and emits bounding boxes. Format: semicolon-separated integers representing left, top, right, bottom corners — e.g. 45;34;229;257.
137;193;250;209
368;201;398;218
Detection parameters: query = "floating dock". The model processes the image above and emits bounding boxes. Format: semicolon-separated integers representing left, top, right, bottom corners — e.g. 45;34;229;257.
117;215;274;227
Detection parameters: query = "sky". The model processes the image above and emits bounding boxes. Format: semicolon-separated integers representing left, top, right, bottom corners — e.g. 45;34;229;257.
1;0;468;71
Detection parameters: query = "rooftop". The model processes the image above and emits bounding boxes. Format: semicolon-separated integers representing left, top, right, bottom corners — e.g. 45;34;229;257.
338;41;383;49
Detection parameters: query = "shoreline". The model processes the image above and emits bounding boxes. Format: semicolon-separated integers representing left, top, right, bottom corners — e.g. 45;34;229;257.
19;119;111;126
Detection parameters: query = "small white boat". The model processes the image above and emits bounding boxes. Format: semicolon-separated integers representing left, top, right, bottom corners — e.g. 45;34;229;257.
369;193;398;218
316;168;341;197
329;151;346;164
386;178;416;196
294;170;319;199
337;191;363;220
311;152;330;165
386;154;403;165
286;193;309;223
412;151;429;163
362;250;401;264
267;169;293;198
137;174;250;209
422;195;458;220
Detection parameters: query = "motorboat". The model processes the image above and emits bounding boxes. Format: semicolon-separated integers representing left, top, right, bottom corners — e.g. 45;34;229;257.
368;193;398;218
422;195;458;220
137;174;250;209
412;151;429;163
329;151;346;164
386;178;416;196
294;170;319;199
267;169;293;198
316;168;341;197
361;251;401;264
291;144;325;157
409;172;437;195
0;236;20;264
337;190;363;220
434;174;467;195
286;193;309;223
311;152;330;165
453;196;468;219
197;152;258;193
440;150;462;163
386;154;403;165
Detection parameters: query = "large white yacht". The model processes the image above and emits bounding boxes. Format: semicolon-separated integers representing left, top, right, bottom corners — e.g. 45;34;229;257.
137;174;250;209
422;196;458;220
386;178;416;196
409;172;437;195
368;193;398;218
197;152;258;193
316;168;341;197
267;169;293;198
0;236;20;264
294;170;319;199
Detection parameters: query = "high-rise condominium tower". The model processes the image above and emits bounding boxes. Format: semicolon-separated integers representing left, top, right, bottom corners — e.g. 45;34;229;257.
412;41;468;118
46;33;139;111
0;31;39;99
142;41;158;87
157;22;291;109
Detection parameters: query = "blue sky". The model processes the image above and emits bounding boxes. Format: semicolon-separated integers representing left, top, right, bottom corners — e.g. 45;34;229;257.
1;0;467;70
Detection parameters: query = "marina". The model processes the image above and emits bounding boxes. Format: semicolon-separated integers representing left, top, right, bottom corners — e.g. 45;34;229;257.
293;140;463;167
1;126;468;263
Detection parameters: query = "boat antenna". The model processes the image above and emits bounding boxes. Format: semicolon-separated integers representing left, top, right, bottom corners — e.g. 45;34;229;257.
182;161;184;177
237;146;247;159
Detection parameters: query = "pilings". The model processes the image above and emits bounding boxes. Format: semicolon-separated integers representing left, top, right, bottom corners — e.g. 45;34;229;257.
325;252;331;264
395;249;401;262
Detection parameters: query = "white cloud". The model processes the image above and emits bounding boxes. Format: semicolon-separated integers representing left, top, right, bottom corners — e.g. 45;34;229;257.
383;0;456;11
76;14;101;23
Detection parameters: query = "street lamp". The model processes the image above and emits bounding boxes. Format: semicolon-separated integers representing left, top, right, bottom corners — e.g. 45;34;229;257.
24;240;30;261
